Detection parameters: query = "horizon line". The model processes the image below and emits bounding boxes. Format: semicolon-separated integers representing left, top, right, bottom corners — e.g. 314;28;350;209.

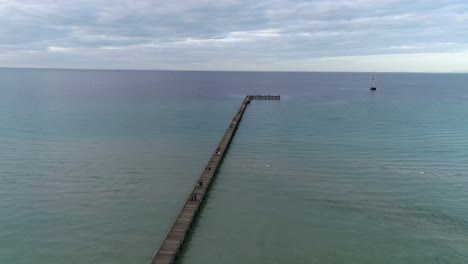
0;66;467;74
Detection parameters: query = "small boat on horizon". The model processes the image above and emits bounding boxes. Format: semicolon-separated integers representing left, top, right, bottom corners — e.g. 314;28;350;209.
370;75;377;91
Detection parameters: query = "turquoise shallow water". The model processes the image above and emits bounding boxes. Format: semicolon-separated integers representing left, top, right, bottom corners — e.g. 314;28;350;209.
1;69;468;263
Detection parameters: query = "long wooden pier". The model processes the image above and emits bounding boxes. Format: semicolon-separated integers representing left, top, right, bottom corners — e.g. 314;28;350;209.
151;95;280;264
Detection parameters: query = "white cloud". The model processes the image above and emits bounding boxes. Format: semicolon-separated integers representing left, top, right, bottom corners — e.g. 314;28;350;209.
47;46;75;52
169;29;283;47
312;50;468;72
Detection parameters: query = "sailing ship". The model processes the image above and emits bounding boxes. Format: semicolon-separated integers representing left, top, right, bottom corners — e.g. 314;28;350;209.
370;75;377;91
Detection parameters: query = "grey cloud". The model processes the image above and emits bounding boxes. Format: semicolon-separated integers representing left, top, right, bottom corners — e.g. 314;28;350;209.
0;0;467;71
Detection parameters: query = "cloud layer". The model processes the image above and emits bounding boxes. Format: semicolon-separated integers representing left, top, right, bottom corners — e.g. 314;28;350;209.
1;0;467;72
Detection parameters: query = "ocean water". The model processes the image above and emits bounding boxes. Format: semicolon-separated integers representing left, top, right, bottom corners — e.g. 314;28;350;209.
1;69;468;264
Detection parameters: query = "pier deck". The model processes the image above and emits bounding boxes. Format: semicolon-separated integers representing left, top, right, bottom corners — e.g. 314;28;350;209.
151;95;280;264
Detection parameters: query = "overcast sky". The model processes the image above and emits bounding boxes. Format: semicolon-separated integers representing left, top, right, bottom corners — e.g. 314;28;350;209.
1;0;467;72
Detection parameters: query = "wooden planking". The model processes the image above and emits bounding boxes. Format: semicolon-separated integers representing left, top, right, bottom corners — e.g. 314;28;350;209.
247;95;280;100
151;96;253;264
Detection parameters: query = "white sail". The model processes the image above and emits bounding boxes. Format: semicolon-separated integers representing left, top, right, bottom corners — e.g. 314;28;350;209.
370;75;377;90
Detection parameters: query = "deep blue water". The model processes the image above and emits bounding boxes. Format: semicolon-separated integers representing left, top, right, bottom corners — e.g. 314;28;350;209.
1;69;468;263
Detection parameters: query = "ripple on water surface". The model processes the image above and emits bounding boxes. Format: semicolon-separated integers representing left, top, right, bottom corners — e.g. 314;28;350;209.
1;70;468;263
